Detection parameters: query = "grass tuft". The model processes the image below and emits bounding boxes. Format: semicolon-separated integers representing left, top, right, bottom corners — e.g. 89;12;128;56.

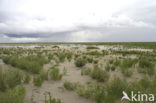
75;58;87;67
50;67;62;80
33;76;43;87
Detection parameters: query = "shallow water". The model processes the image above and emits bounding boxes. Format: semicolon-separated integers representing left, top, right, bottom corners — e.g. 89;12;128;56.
0;45;41;48
0;44;152;52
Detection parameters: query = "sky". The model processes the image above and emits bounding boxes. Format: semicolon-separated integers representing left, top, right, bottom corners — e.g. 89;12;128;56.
0;0;156;42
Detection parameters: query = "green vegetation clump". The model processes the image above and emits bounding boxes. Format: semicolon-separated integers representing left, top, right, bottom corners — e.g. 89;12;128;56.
105;64;110;71
81;68;91;75
113;50;142;56
64;77;156;103
0;67;25;103
86;51;102;56
23;73;30;84
75;58;87;67
122;69;133;77
109;59;114;64
93;59;98;64
55;52;73;62
50;67;62;80
138;58;155;76
113;59;120;66
102;50;108;55
52;45;59;48
48;54;54;61
64;81;105;103
57;53;66;62
106;59;120;72
121;58;137;68
0;85;26;103
110;66;116;71
33;76;43;87
120;58;137;77
3;55;48;74
79;85;105;103
76;84;94;99
63;81;76;90
105;77;127;103
0;68;23;91
80;66;109;82
86;46;99;49
2;49;12;55
45;93;61;103
87;57;94;63
91;66;109;82
66;52;73;62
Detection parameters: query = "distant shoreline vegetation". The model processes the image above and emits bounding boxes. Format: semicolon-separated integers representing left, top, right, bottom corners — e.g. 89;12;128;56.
0;42;156;49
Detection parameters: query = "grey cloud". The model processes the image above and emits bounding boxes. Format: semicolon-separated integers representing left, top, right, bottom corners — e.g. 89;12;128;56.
0;0;156;42
3;29;79;39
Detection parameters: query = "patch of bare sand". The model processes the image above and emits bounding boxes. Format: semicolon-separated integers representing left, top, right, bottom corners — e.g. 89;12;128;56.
0;59;4;65
60;60;93;84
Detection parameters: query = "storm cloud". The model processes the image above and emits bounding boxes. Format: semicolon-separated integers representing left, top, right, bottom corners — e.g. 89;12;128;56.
0;0;156;42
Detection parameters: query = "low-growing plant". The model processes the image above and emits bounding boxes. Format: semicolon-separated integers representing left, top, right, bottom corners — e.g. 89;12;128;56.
0;67;7;92
33;76;43;87
87;57;93;63
64;81;76;90
109;59;114;64
74;54;80;59
120;58;137;77
57;53;66;62
102;50;108;55
24;73;30;83
52;45;59;48
86;51;101;56
139;76;151;90
110;65;116;71
121;58;137;69
75;58;87;67
91;66;109;82
27;61;42;74
76;85;93;99
138;58;155;76
113;59;120;66
81;68;91;75
86;46;99;49
0;85;26;103
105;77;127;103
65;81;105;103
121;68;133;77
45;92;61;103
66;52;72;62
2;55;48;74
5;69;23;89
50;67;62;80
93;59;98;64
93;85;105;103
105;64;110;71
48;54;54;60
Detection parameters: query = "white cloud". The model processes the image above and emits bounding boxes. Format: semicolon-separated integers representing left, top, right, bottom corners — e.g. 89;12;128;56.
11;37;40;42
69;30;104;42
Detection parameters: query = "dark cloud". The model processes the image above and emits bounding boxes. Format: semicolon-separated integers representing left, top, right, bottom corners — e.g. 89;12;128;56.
3;30;79;39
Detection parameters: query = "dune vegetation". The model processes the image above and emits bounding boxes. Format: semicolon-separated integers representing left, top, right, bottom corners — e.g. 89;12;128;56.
0;42;156;103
